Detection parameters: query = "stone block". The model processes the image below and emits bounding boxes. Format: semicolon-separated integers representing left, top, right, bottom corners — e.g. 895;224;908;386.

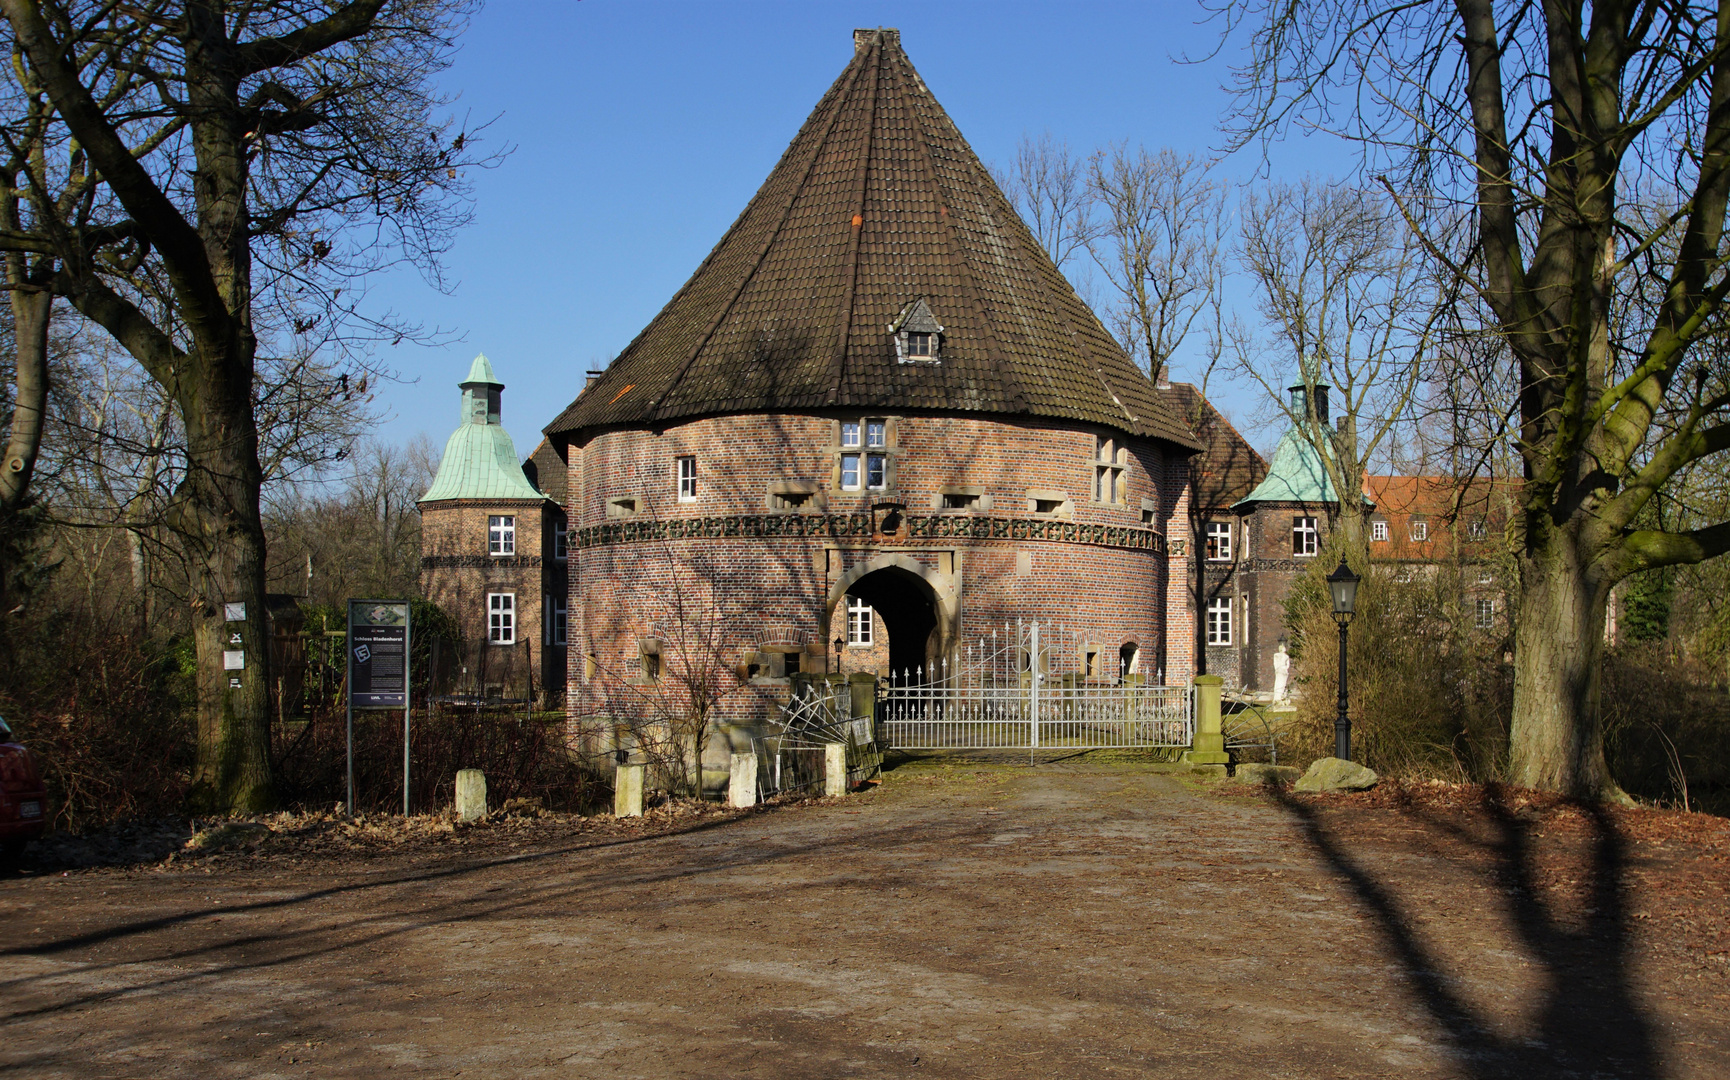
729;752;758;809
614;762;645;817
455;769;487;822
824;743;848;797
1294;757;1379;793
1235;763;1300;784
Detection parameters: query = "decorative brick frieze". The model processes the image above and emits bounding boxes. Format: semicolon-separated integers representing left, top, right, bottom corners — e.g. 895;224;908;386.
421;555;546;570
575;511;1165;554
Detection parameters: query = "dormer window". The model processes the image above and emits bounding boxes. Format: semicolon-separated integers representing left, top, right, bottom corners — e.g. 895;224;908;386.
890;297;944;364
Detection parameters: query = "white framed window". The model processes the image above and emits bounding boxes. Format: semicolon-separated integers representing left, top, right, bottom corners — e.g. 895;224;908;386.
1410;519;1429;542
1205;521;1233;561
1476;598;1495;629
839;419;888;491
841;421;862;448
553;520;568;561
1371;520;1389;542
487;592;515;644
1093;435;1126;504
551;596;568;645
676;456;697;502
488;515;516;556
1468;518;1488;541
1206;596;1233;645
1292;516;1318;557
866;420;886;448
846;595;873;645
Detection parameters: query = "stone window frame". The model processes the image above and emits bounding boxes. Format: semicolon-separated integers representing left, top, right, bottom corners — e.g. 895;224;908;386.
1079;641;1102;679
606;494;642;519
1292;516;1319;557
488;514;516;556
831;416;897;496
487;592;516;645
767;479;826;513
1091;434;1128;506
1206;595;1232;645
1140;497;1159;526
1025;488;1073;519
675;455;698;503
1205;520;1233;561
746;644;806;681
637;637;663;683
932;484;990;512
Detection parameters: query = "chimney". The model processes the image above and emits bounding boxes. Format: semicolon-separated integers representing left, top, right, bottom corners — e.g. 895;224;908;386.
584;370;604;394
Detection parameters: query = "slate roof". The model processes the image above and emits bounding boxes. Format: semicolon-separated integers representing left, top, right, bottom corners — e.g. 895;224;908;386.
1162;383;1266;511
420;356;549;505
545;28;1199;452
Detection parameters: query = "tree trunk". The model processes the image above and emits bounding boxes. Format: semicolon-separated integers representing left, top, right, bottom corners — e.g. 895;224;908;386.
1509;531;1627;801
179;384;275;813
0;286;51;511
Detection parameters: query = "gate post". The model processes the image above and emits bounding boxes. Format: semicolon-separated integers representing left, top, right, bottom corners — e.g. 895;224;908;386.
1183;675;1229;768
1029;621;1041;749
728;752;758;808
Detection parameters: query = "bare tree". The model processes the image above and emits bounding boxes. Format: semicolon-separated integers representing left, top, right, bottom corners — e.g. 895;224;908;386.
1229;178;1437;547
993;132;1090;272
0;0;494;810
1220;0;1730;800
1083;144;1229;387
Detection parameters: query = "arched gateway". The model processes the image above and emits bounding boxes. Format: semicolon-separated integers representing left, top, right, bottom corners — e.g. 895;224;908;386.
541;29;1202;781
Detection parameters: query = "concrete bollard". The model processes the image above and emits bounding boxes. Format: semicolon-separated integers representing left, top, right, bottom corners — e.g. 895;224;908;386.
455;769;487;822
1182;674;1230;769
823;742;848;797
614;762;645;818
729;752;758;809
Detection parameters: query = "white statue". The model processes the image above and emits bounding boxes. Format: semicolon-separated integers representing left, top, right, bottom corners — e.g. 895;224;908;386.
1271;640;1291;703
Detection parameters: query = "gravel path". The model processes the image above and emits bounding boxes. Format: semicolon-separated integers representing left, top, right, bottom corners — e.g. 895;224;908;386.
2;758;1725;1079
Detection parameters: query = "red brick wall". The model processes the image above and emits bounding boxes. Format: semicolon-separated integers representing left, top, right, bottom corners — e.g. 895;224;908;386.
562;412;1192;728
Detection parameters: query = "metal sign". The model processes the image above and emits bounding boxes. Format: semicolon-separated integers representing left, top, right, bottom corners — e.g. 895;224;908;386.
345;599;413;817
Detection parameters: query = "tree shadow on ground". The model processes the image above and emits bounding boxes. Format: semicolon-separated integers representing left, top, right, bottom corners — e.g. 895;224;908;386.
1273;784;1661;1079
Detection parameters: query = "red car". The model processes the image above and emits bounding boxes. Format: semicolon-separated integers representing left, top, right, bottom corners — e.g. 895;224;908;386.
0;714;47;864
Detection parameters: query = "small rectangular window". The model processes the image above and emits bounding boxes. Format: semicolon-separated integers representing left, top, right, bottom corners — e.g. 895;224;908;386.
676;456;697;502
1292;516;1318;557
553;521;568;561
639;639;662;682
1205;521;1232;561
1469;518;1488;541
487;592;515;644
840;453;861;490
866;453;887;489
942;492;979;510
607;496;638;518
772;490;813;511
1206;596;1232;645
1371;520;1388;542
1034;497;1063;514
488;515;516;556
906;332;932;358
841;421;862;448
1476;598;1495;629
866;420;887;448
847;595;873;645
552;596;568;645
1410;520;1429;542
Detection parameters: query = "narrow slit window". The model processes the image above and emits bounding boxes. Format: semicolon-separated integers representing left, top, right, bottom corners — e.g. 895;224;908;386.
553;520;569;561
676;456;697;502
551;596;568;646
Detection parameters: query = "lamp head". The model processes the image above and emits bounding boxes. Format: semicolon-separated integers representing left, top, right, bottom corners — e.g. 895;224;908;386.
1327;558;1361;619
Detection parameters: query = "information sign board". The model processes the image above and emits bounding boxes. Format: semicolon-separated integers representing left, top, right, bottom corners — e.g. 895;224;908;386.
348;600;410;708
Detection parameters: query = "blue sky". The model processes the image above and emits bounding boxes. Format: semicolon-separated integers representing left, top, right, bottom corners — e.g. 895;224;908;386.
361;1;1346;459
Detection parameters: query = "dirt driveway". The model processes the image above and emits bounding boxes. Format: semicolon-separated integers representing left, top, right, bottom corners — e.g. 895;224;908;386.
2;758;1727;1079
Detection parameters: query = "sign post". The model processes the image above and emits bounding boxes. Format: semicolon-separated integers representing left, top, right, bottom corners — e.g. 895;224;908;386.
346;600;412;816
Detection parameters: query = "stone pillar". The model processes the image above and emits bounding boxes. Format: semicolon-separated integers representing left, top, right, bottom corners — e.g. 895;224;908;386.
614;762;644;817
824;743;848;797
729;752;758;809
1183;674;1229;767
849;671;876;723
455;769;487;822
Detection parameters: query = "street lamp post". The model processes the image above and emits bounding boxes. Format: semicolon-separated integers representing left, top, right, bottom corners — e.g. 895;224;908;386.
1326;559;1361;761
833;636;845;678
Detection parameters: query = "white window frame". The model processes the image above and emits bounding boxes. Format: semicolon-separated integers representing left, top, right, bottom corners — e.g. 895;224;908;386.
488;515;516;557
1476;598;1495;629
553;520;568;561
1206;596;1233;645
676;455;697;502
1205;521;1233;562
487;592;516;644
1371;519;1389;542
1468;518;1488;541
1292;516;1318;557
866;420;886;448
846;595;873;646
840;453;862;490
1410;519;1430;542
841;421;862;448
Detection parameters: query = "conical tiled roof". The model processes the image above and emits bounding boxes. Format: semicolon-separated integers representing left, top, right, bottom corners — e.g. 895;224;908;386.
545;29;1199;452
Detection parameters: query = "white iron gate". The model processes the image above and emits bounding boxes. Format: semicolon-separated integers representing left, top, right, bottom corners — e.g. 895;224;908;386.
878;620;1193;750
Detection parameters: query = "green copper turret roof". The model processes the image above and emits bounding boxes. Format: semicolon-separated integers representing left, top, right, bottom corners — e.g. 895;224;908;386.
419;355;547;505
1236;425;1341;506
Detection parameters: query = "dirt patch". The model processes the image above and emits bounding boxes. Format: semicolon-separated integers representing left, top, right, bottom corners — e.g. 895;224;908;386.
2;760;1725;1078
